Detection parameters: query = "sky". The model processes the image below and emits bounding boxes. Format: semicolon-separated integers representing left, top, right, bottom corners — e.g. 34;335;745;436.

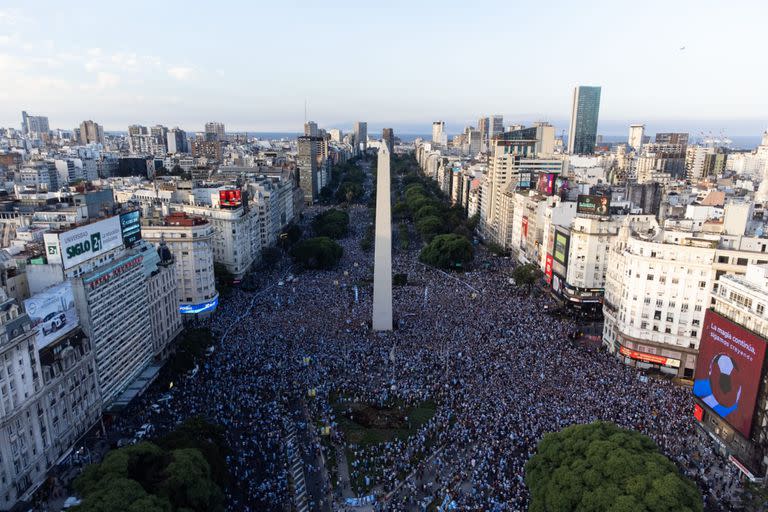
0;0;767;136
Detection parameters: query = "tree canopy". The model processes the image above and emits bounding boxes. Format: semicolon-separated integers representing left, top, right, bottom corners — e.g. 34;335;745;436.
418;234;474;270
73;438;225;512
525;422;703;512
511;262;543;293
291;236;343;269
312;209;350;239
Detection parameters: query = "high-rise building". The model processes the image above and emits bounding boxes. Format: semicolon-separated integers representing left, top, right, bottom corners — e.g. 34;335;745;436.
167;128;188;154
490;115;504;141
382;128;394;152
467;129;482;156
297;136;325;203
78;120;105;145
304;121;318;137
0;289;100;509
21;111;50;139
191;139;222;161
204;122;226;142
354;121;367;153
141;213;218;316
693;264;768;478
628;124;645;151
567;86;601;155
477;117;490;149
432;121;446;146
655;132;689;146
329;129;343;143
72;250;153;407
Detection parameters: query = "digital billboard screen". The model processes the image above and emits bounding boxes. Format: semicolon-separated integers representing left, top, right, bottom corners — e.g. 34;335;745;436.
24;281;79;350
577;194;611;216
120;210;142;248
179;296;219;314
693;310;768;438
537;173;556;195
219;189;242;208
553;231;570;266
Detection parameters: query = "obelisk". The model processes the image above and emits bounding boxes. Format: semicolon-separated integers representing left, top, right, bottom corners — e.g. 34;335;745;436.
372;141;393;331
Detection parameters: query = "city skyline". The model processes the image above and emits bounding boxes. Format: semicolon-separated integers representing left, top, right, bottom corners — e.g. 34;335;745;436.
1;1;767;134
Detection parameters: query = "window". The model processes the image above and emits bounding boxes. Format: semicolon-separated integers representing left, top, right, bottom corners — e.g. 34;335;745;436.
694;305;702;312
699;281;706;289
717;255;729;263
654;310;662;320
647;274;654;281
737;258;748;266
691;330;698;338
682;304;689;312
758;304;765;315
644;297;651;305
656;299;663;307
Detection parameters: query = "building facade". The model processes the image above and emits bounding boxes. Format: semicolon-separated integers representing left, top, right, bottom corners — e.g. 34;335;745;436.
567;86;601;155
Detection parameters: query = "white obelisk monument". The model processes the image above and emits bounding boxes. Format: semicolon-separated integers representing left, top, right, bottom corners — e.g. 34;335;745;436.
372;141;393;331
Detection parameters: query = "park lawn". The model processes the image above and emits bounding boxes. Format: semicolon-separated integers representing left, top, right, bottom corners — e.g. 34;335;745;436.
332;399;437;495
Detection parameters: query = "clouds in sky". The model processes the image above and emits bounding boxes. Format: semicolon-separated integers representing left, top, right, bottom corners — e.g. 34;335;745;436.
0;1;766;134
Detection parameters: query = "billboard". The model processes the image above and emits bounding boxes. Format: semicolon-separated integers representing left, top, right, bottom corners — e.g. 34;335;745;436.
517;172;532;190
693;310;768;438
179;296;219;314
553;230;570;266
522;217;529;240
537;173;557;195
577;194;611;216
24;281;79;349
219;189;242;208
619;345;681;367
45;216;123;269
544;254;553;284
120;210;142;248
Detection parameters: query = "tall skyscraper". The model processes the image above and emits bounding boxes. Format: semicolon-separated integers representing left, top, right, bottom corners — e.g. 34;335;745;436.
382;128;394;152
628;124;645;151
567;86;601;155
304;121;318;137
205;121;226;141
477;116;489;150
490;115;504;141
432;121;446;146
167;128;188;154
79;120;104;145
354;121;367;153
297;136;324;203
21;111;50;138
329;129;343;143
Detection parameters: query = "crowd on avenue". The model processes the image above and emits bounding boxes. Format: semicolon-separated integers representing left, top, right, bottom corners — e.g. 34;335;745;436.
108;186;742;511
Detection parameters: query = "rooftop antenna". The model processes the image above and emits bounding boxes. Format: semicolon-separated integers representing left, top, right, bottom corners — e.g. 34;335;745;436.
304;98;308;124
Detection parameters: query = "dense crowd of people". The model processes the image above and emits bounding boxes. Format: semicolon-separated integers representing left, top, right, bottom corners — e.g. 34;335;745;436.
115;168;742;511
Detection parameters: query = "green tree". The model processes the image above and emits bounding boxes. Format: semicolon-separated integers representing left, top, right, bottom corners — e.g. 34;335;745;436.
418;234;473;270
415;215;443;241
158;449;224;511
510;263;543;293
525;422;703;512
291;237;343;269
157;417;230;487
312;209;350;239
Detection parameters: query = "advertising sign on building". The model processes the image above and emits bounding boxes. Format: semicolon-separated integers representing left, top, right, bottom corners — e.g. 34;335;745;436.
219;189;242;208
47;216;123;269
693;310;768;438
179;296;219;314
522;217;528;240
553;230;570;266
619;346;681;368
577;194;611;216
544;254;554;284
119;210;142;248
24;281;79;349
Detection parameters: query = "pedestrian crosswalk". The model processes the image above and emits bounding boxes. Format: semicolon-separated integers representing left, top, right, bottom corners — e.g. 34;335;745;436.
285;421;309;512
